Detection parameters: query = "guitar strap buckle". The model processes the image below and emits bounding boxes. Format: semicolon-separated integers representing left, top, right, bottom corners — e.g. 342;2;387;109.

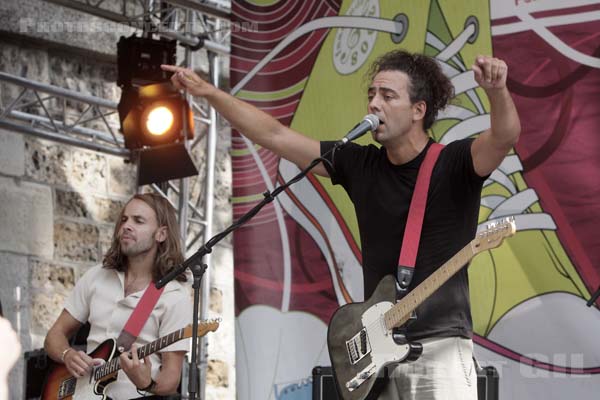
395;266;417;345
396;266;414;300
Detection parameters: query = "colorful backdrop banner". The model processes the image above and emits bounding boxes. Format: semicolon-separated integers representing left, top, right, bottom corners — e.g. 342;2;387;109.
230;1;600;399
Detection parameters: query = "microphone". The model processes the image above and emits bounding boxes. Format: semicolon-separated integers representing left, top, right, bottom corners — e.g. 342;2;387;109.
336;114;380;146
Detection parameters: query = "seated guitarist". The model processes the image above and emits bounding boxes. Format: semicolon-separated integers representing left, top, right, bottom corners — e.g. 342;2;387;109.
44;193;193;399
162;48;520;400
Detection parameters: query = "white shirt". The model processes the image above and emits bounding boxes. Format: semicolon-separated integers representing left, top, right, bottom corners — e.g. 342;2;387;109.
65;265;193;399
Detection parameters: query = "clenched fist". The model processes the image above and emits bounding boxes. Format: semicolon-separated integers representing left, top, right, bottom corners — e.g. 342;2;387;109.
472;55;508;91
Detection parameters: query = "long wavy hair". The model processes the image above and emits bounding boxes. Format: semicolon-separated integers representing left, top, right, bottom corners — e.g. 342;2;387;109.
367;49;455;130
103;193;187;282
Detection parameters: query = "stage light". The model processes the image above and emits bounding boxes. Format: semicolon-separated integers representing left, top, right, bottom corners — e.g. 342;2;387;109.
117;35;176;88
116;34;199;185
118;82;195;149
117;34;194;149
117;83;198;185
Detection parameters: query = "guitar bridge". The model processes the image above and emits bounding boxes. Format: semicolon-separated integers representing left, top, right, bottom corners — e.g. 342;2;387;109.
58;377;76;399
346;362;376;391
345;328;371;365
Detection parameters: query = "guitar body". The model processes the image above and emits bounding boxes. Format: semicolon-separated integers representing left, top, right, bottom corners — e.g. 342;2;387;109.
40;320;221;400
327;219;516;400
41;318;221;400
41;339;118;400
328;275;423;400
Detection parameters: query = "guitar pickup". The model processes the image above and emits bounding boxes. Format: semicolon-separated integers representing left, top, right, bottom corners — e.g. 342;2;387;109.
345;328;372;365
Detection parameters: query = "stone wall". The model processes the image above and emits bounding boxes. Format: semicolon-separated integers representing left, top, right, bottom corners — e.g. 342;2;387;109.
0;1;234;399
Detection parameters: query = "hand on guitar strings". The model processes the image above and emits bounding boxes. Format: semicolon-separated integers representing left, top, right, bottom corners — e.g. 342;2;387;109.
120;343;153;390
63;347;103;378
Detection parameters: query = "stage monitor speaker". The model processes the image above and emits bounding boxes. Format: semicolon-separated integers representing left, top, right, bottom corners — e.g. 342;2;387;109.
312;366;339;400
23;348;50;400
476;365;499;400
312;364;499;400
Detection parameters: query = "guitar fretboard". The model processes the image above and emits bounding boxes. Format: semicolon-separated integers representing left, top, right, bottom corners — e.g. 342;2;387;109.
94;327;185;380
383;244;475;330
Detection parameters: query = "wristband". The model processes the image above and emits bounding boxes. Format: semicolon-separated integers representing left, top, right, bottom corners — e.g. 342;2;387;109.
137;378;156;394
60;347;73;363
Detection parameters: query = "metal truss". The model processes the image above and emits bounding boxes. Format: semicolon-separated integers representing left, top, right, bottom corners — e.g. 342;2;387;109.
0;71;127;156
1;1;232;398
0;71;216;249
44;0;231;54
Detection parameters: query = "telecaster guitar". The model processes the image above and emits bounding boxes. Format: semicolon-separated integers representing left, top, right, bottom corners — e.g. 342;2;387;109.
41;319;220;400
327;218;516;400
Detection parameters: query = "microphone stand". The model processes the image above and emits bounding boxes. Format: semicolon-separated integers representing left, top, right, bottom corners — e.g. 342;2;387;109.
587;284;600;307
156;144;341;400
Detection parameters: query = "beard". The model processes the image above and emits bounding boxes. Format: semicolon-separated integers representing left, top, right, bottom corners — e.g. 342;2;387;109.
120;232;157;258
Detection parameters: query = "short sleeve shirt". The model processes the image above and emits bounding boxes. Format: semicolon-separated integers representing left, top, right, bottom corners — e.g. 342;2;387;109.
64;265;193;399
321;138;486;340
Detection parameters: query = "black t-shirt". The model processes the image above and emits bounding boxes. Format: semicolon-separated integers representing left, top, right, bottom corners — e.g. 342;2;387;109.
321;138;485;340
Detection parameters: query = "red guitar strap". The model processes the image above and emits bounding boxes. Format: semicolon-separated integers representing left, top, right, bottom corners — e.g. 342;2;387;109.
116;283;164;352
396;142;444;294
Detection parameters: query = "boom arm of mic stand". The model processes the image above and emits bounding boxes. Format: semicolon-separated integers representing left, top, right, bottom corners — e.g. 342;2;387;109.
156;149;336;289
156;246;209;289
155;147;336;400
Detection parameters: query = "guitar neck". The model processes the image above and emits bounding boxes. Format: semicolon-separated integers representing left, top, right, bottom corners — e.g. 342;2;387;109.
96;327;186;380
383;242;475;330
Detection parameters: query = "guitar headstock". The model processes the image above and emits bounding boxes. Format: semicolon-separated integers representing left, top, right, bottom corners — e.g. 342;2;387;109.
183;318;221;338
472;217;516;254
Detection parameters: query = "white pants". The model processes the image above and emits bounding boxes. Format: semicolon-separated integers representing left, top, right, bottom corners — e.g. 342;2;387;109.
378;337;477;400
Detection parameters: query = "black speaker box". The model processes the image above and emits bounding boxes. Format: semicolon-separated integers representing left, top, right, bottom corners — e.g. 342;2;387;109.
476;365;499;400
23;348;50;400
312;366;339;400
312;364;499;400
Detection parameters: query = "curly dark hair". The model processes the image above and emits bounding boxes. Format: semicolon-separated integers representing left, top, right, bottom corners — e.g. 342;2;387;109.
367;49;454;130
103;193;187;283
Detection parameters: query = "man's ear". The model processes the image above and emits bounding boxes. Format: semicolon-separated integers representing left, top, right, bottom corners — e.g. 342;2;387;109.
412;100;426;123
155;226;168;243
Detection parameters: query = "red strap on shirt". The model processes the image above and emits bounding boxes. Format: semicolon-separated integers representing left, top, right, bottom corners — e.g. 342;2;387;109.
397;143;444;289
116;283;164;352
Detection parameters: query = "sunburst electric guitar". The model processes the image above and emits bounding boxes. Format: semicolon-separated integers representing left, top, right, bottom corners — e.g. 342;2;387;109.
41;319;220;400
327;218;516;400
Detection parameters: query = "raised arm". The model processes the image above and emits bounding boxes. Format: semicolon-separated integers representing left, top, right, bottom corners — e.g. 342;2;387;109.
470;55;521;177
161;65;329;177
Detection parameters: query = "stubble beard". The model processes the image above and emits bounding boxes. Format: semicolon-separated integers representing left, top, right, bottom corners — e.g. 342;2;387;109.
120;233;156;258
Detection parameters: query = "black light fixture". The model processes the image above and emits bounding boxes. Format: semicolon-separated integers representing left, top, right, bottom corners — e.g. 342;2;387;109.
119;82;195;149
117;34;198;186
117;34;176;88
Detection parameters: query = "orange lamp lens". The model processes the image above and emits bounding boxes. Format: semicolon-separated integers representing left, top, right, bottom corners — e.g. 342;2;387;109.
145;106;174;136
